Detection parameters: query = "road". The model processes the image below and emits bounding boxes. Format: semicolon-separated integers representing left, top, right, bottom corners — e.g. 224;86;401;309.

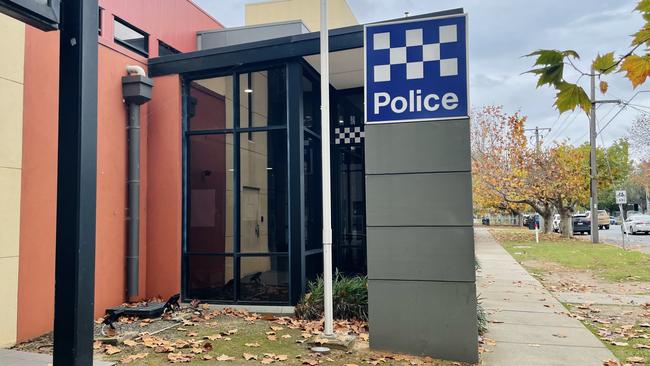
597;224;650;252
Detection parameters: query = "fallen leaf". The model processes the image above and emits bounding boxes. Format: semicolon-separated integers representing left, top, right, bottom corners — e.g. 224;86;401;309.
188;332;198;337
267;335;277;341
168;352;194;363
611;341;629;347
216;354;235;361
243;353;257;360
626;356;646;363
123;339;138;347
105;345;122;355
303;359;319;366
270;326;284;331
205;334;222;341
202;354;213;360
245;342;260;347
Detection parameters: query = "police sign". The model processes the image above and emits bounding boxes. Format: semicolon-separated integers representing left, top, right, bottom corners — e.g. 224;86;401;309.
364;14;468;124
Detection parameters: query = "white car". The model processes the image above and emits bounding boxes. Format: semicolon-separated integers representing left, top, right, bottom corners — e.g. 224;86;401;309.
623;214;650;235
552;214;561;233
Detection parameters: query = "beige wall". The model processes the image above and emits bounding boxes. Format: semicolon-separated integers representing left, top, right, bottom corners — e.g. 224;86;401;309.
245;0;358;31
0;13;25;347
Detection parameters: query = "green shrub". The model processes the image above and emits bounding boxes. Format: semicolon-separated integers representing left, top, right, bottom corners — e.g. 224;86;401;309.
295;272;368;321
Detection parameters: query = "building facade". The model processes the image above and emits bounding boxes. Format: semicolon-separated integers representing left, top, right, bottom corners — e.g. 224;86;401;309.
1;0;221;347
1;2;476;362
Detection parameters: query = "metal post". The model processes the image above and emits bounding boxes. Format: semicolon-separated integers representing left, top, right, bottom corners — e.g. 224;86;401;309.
589;67;599;243
619;203;626;249
53;0;99;365
320;0;334;337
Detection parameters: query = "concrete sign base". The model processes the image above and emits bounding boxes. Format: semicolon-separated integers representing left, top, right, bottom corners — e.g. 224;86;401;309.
364;120;478;363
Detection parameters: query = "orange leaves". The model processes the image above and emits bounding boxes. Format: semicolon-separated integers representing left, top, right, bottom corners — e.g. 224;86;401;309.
620;54;650;88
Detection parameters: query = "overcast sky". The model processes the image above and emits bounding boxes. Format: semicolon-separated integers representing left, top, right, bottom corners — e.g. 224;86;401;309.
193;0;647;148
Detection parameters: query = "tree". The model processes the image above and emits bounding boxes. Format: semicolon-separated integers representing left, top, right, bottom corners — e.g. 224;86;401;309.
525;1;650;114
471;106;556;232
547;143;590;236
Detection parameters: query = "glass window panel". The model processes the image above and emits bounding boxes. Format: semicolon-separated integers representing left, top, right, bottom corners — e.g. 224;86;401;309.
114;18;148;55
335;247;367;276
302;75;320;132
304;133;322;250
159;40;180;56
188;134;234;253
239;256;289;302
240;130;288;253
305;253;323;284
190;77;234;130
239;68;286;130
186;256;234;301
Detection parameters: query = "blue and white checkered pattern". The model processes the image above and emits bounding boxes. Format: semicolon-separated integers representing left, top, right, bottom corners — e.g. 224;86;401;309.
372;24;459;83
334;126;364;145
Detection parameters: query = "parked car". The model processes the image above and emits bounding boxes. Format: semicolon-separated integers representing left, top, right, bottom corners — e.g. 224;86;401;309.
571;213;591;235
585;210;610;230
552;214;561;233
623;214;650;235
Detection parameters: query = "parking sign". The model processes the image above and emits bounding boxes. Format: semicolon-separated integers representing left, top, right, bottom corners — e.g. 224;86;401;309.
364;14;469;124
616;190;627;204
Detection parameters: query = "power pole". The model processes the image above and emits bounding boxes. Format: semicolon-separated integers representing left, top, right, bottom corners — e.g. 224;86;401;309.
524;126;551;152
588;68;621;243
589;66;599;244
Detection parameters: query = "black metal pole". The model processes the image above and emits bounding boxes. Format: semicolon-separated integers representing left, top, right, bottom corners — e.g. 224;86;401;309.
53;0;99;365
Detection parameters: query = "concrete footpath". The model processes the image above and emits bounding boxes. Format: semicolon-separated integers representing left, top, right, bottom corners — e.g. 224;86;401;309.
0;349;114;366
475;228;617;366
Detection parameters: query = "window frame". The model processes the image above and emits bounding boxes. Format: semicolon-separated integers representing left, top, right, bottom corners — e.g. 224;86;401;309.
158;40;180;57
113;16;149;57
183;65;292;305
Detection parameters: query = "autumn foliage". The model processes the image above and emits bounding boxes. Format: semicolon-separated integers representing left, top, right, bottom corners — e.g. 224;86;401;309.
526;0;650;114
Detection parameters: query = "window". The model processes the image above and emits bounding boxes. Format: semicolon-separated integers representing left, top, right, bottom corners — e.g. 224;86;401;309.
114;17;148;56
158;40;180;56
98;8;102;35
186;67;290;303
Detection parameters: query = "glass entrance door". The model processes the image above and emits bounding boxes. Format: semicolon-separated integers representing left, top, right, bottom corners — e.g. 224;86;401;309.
332;89;367;275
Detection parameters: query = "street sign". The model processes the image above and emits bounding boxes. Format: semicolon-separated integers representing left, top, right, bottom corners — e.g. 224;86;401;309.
0;0;60;31
364;14;468;124
616;190;627;205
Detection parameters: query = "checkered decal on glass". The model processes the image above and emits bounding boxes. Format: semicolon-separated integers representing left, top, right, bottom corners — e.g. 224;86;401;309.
335;126;364;145
372;24;459;83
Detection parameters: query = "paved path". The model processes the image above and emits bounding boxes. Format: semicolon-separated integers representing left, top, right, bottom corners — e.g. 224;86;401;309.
475;228;617;366
0;349;114;366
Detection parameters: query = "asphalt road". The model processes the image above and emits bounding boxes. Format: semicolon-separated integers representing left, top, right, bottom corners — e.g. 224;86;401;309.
597;224;650;252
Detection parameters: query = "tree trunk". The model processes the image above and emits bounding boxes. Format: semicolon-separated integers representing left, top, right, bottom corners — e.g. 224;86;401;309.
559;207;573;239
541;212;552;234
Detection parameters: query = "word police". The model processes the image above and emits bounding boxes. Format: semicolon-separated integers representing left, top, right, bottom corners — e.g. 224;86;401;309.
373;89;459;115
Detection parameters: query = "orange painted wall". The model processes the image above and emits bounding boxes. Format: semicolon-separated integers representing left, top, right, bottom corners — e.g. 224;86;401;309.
146;75;183;299
16;26;59;342
16;0;221;342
